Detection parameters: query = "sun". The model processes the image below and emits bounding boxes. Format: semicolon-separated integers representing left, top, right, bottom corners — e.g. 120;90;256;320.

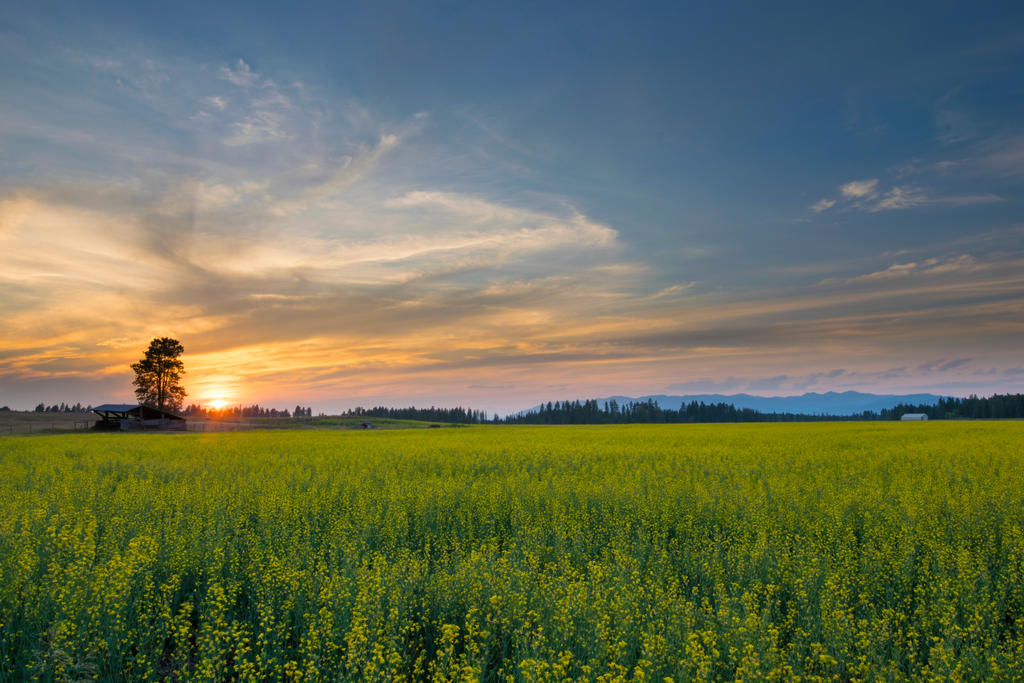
208;399;228;411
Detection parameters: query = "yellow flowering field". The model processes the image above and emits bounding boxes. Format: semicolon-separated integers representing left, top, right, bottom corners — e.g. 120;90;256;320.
2;422;1024;681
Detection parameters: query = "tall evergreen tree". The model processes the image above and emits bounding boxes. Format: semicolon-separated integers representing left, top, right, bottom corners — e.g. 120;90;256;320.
131;338;187;413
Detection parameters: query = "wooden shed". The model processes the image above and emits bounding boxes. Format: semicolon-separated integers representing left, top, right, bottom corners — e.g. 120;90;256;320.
92;404;187;431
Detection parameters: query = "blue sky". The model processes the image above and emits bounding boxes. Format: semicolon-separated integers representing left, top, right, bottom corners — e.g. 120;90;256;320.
1;1;1023;413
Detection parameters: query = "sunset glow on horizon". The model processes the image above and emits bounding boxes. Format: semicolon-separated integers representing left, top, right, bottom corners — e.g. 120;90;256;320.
1;2;1022;414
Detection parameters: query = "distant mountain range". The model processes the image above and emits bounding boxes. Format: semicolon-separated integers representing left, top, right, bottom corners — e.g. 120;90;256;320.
523;391;945;416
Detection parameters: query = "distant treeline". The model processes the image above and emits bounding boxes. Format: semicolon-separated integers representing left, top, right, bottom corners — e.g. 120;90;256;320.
19;402;318;418
15;393;1024;423
503;399;821;424
32;402;92;413
503;393;1024;424
344;405;489;424
183;404;316;419
506;399;757;424
879;394;1024;420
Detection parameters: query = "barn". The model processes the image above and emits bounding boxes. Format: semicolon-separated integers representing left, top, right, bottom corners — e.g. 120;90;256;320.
900;413;928;421
92;404;187;431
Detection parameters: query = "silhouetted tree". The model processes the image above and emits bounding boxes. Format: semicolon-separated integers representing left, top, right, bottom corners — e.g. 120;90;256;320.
131;337;187;414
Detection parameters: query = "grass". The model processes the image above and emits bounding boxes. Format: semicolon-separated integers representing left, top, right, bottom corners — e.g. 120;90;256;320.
0;411;95;435
224;415;463;430
0;410;461;436
1;422;1023;681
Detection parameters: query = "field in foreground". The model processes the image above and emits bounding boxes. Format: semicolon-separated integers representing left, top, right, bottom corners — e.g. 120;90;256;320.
2;423;1024;681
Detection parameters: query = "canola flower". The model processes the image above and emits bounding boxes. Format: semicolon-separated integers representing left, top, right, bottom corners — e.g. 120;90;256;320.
1;422;1023;681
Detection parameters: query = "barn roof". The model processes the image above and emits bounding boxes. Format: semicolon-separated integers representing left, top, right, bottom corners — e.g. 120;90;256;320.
92;404;186;420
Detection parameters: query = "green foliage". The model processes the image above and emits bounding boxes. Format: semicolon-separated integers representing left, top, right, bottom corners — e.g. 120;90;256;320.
882;394;1024;420
2;423;1024;681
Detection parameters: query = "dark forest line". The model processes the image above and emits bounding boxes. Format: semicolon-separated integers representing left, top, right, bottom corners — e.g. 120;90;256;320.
331;393;1024;424
9;393;1023;424
500;393;1024;424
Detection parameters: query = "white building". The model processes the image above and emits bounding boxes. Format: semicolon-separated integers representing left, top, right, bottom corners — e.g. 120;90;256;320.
900;413;928;421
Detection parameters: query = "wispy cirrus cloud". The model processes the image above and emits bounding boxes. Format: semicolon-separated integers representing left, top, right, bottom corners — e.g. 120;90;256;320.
812;179;1002;214
813;253;1003;287
974;134;1024;177
203;95;228;111
869;185;925;210
939;358;972;372
218;58;260;87
916;358;975;374
869;186;1002;212
840;178;879;198
222;110;291;146
809;123;1018;216
186;192;619;284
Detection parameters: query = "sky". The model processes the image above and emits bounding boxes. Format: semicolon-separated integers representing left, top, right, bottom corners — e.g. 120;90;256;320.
1;1;1023;415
